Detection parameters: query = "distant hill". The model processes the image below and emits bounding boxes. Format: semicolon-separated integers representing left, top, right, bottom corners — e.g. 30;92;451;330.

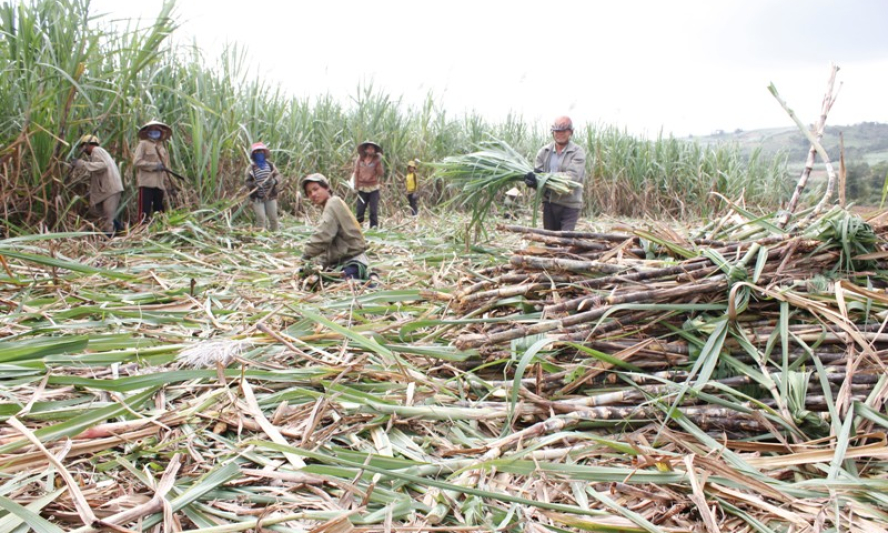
692;122;888;166
691;122;888;205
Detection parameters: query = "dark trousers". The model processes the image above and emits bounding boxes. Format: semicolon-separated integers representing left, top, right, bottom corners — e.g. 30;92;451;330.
407;193;418;216
542;202;580;231
139;187;165;222
356;190;380;228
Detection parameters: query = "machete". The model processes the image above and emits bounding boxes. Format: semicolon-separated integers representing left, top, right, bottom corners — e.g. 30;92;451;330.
160;166;187;182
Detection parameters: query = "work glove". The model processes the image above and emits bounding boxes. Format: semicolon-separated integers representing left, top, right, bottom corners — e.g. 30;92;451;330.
155;162;166;171
523;171;537;189
71;159;84;169
296;261;318;279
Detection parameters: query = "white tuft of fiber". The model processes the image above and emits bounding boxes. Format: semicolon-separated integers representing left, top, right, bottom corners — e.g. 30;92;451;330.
177;339;249;368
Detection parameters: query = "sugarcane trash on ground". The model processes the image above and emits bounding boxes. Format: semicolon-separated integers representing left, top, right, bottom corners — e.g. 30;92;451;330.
2;206;888;532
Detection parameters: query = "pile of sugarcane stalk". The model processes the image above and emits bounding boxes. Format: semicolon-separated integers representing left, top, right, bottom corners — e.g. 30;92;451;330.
445;211;888;434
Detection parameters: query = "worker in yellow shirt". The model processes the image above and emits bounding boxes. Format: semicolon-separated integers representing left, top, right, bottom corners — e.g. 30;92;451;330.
405;160;419;216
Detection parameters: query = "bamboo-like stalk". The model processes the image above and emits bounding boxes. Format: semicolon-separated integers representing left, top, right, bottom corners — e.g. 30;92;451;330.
771;63;840;226
500;225;637;243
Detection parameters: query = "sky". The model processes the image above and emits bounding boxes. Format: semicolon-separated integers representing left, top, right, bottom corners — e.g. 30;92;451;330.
89;0;888;137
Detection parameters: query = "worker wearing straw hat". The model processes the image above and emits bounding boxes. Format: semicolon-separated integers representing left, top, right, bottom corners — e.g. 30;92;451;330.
245;141;282;231
353;140;384;228
524;116;586;231
70;134;124;235
299;173;371;281
133;120;174;222
502;186;523;220
405;159;419;216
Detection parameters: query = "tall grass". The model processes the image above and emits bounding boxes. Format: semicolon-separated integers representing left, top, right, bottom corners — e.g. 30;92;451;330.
0;0;790;235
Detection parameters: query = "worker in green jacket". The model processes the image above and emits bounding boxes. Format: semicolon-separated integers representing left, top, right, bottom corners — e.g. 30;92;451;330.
300;173;370;280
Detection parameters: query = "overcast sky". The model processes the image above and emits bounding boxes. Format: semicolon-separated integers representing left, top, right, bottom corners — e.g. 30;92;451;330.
90;0;888;137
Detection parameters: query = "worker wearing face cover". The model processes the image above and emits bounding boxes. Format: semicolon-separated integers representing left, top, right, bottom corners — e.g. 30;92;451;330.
245;142;282;231
133;120;174;222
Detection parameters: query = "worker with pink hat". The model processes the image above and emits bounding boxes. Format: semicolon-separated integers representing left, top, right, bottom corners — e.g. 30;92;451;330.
245;141;282;231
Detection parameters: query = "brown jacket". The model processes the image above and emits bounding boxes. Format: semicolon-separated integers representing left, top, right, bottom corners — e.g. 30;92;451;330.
302;196;368;267
80;146;124;206
133;139;172;190
353;155;384;191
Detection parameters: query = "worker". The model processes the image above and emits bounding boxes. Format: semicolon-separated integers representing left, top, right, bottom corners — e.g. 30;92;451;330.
523;116;586;231
133;120;173;222
405;159;419;216
70;134;124;235
502;187;523;220
300;173;371;281
245;141;281;231
352;140;384;228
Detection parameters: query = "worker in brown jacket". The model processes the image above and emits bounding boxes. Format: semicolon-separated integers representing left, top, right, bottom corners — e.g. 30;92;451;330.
523;116;587;231
133;120;173;222
352;140;384;228
70;134;124;235
300;173;370;280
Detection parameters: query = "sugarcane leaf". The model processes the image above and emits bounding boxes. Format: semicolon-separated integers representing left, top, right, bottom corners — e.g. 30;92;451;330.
827;404;855;480
506;336;555;434
561;343;645;373
0;336;89;363
0;387;158;454
753;245;769;283
0;250;134;281
0;495;65;533
0;489;64;533
137;462;243;530
585;488;667;533
252;440;607;518
690;318;729;391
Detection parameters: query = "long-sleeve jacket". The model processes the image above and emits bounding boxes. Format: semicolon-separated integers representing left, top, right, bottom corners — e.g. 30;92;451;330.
244;162;281;200
80;146;124;206
533;141;587;209
353;155;384;192
302;196;368;267
133;139;172;190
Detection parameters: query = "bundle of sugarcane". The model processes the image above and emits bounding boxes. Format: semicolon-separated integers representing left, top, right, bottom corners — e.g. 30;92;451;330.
452;210;888;364
433;139;583;237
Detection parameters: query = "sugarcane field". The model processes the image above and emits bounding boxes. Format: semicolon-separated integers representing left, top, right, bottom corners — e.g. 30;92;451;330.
4;1;888;532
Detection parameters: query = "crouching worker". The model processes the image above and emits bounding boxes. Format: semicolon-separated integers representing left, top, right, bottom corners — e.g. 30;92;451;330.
71;135;124;236
300;173;371;281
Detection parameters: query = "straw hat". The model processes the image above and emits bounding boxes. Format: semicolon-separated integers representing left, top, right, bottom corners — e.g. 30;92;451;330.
357;140;382;154
79;134;100;146
138;120;172;141
407;160;417;168
250;142;271;157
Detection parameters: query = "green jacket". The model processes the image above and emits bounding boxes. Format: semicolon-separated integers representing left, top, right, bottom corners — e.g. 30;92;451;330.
302;195;368;267
533;140;586;209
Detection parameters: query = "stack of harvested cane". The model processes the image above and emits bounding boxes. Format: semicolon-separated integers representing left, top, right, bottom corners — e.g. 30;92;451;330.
446;210;888;434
